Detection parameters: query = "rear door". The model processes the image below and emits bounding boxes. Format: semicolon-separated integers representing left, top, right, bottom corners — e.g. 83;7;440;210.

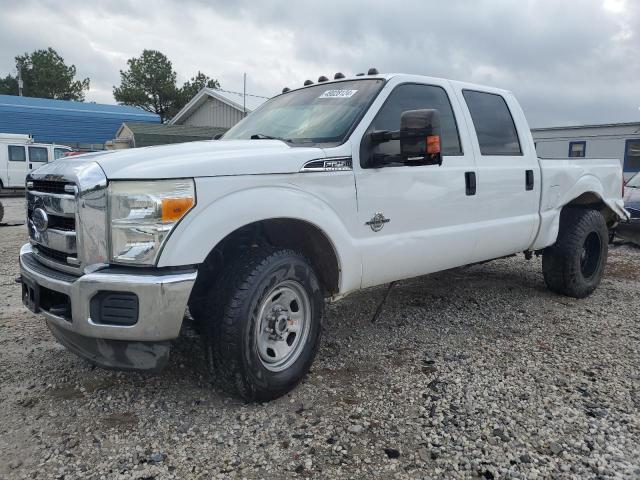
454;88;540;261
353;79;478;287
6;145;27;187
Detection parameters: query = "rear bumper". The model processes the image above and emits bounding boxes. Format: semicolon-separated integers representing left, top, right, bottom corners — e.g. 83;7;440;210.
608;198;631;222
19;243;197;367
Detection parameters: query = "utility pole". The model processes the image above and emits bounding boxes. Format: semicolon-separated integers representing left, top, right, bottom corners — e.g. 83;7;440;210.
17;66;23;96
243;73;247;117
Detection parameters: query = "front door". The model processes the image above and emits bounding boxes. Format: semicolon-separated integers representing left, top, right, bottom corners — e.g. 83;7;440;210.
6;145;27;187
353;81;478;288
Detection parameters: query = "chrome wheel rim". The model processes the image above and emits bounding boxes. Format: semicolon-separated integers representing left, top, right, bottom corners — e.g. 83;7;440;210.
255;280;311;372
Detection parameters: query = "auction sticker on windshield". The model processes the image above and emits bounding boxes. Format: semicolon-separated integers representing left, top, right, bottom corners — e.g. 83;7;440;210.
319;89;358;99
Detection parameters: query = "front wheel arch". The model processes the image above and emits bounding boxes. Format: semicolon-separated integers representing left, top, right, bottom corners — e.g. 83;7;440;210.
188;218;340;323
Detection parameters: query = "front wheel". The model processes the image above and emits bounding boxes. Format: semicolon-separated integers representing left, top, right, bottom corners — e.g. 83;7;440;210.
198;247;324;401
542;207;608;298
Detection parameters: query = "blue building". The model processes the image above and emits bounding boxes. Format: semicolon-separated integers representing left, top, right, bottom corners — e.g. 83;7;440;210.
0;94;160;150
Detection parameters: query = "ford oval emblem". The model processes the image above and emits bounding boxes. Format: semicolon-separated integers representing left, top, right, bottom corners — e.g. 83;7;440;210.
32;208;49;233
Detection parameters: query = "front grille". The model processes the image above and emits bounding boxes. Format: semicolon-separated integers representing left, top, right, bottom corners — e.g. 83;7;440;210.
29;180;74;195
27;176;81;273
48;215;75;231
33;244;76;265
28;162;108;275
27;207;76;232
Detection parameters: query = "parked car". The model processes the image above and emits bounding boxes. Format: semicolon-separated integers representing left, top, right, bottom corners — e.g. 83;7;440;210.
62;149;100;158
18;72;629;401
0;133;72;191
617;172;640;243
623;172;640;206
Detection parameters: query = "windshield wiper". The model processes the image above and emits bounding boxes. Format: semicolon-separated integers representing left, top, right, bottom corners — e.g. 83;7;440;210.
250;133;290;142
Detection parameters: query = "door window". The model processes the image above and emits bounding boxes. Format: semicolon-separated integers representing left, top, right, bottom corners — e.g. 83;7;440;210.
29;146;49;162
8;145;26;161
624;139;640;172
462;90;522;156
361;83;462;168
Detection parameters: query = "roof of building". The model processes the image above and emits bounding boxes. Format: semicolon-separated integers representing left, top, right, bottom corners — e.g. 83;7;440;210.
0;94;160;146
117;122;227;147
169;87;269;125
531;121;640;132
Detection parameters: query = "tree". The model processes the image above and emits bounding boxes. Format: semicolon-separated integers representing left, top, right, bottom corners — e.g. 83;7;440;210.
0;48;89;100
113;50;177;122
113;50;220;122
178;71;220;105
0;75;18;95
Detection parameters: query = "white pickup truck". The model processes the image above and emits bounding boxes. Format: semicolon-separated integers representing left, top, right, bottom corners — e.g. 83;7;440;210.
19;72;629;401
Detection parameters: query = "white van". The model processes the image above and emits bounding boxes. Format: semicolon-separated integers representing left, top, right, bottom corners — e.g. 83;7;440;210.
0;133;72;189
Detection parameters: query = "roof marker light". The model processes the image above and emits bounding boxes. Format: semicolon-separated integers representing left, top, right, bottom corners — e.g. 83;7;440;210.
304;80;314;86
282;87;290;93
334;72;345;79
318;76;329;82
355;72;365;76
367;67;379;75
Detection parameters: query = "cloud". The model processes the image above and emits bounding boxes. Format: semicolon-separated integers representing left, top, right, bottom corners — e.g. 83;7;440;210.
0;0;637;126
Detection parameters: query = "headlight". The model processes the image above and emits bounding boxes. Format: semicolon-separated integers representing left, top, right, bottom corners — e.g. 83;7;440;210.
108;179;195;265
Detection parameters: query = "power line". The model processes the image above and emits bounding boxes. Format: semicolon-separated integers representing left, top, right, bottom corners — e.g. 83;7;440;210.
215;88;271;100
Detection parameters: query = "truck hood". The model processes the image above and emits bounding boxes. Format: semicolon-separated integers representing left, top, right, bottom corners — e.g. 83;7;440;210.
69;140;326;179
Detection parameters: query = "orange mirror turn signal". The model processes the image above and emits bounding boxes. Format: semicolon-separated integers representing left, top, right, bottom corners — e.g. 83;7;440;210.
426;135;441;155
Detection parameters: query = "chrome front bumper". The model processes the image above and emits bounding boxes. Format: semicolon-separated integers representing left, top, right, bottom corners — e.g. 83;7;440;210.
19;243;197;342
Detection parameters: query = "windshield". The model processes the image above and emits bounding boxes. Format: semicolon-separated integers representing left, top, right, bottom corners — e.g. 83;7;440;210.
222;79;385;146
627;173;640;188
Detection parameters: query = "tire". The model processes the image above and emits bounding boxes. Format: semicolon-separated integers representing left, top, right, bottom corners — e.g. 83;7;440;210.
542;207;608;299
199;247;324;401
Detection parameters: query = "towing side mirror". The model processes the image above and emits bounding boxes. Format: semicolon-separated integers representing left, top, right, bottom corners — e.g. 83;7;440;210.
400;109;442;166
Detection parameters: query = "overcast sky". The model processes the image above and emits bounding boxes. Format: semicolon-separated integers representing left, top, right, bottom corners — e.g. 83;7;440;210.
0;0;637;127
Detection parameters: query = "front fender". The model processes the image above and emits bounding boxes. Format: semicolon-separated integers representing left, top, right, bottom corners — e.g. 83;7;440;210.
157;175;361;294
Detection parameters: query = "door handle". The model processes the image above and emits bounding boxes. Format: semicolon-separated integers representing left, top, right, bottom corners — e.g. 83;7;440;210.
526;170;534;191
465;171;476;196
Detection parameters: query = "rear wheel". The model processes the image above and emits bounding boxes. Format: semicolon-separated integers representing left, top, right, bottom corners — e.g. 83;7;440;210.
196;247;324;401
542;207;608;298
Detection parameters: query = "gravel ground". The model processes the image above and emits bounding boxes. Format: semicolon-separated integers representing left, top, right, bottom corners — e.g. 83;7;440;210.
0;196;639;479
